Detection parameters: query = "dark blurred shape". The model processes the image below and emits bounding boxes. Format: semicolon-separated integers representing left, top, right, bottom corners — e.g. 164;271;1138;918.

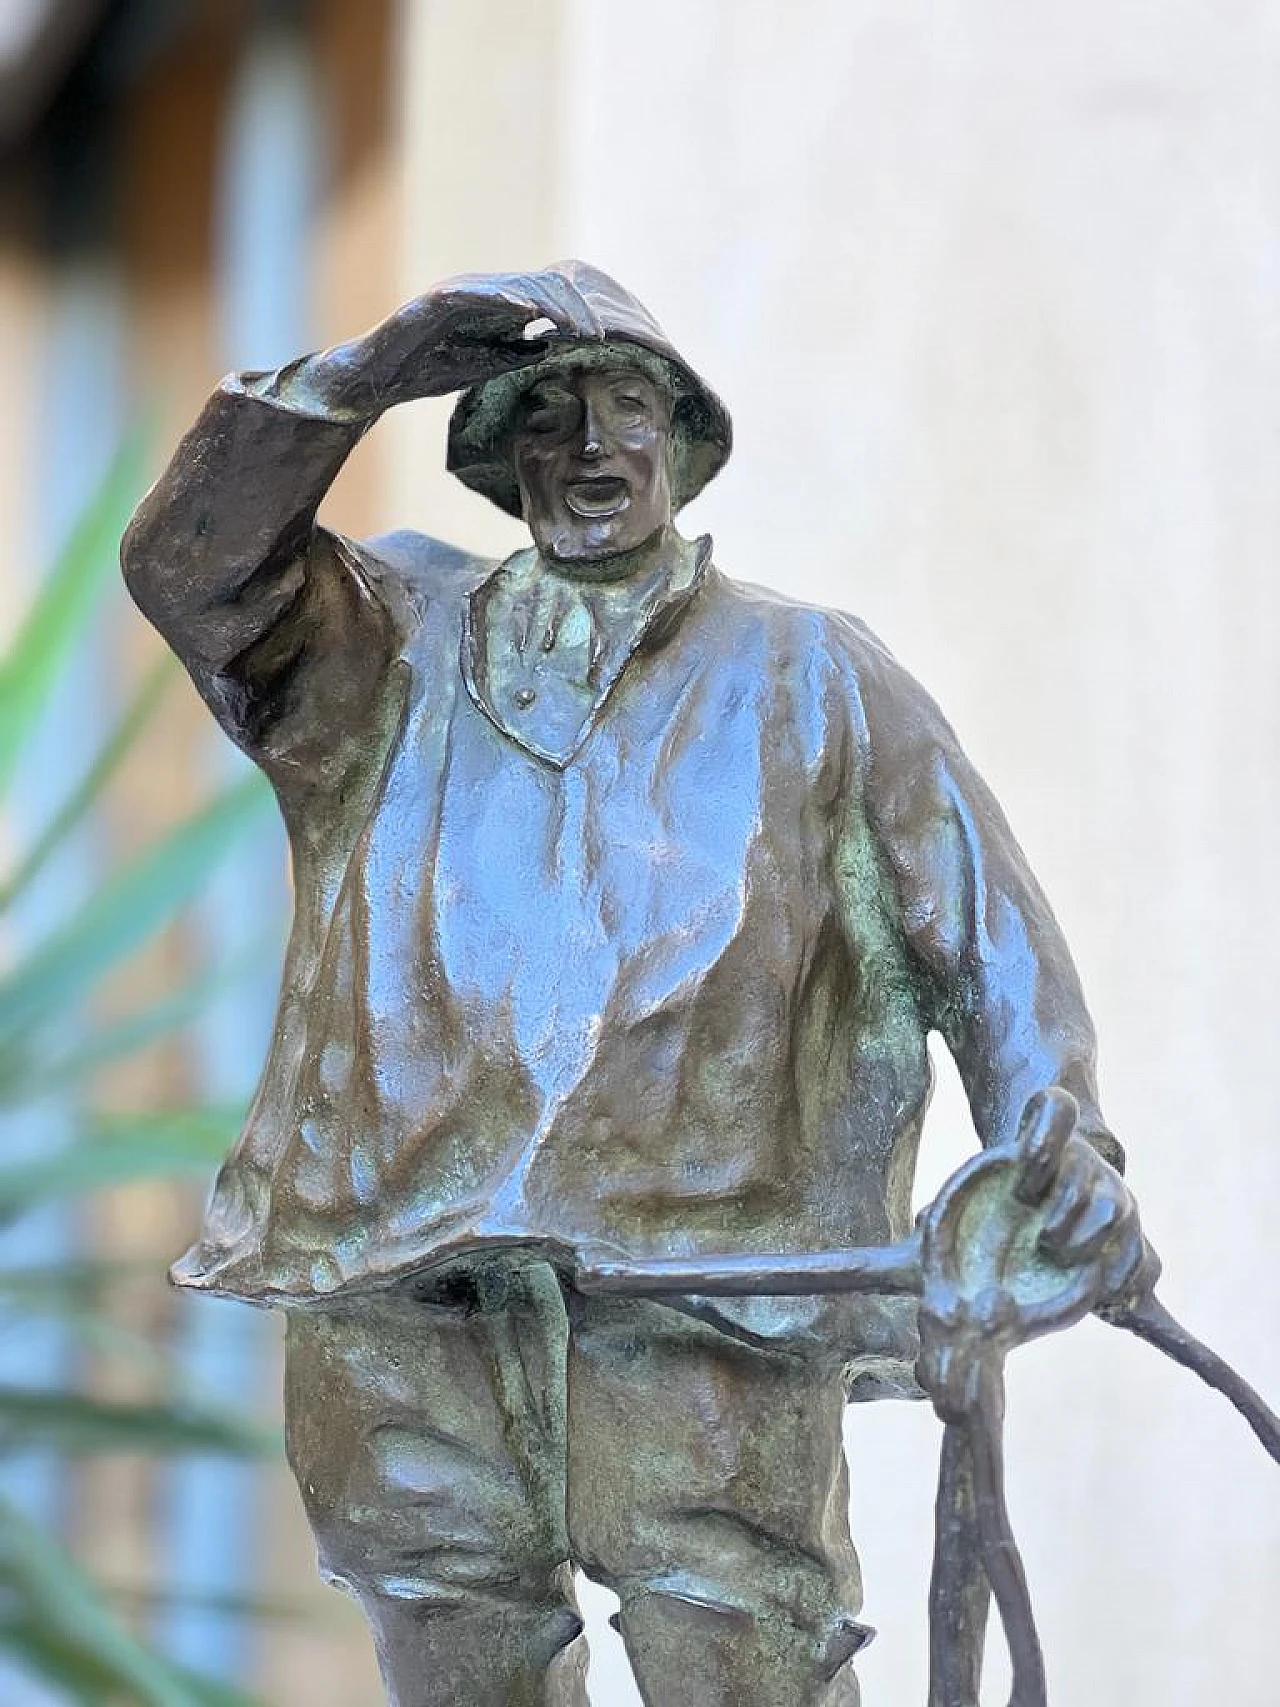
0;0;110;152
1;0;203;250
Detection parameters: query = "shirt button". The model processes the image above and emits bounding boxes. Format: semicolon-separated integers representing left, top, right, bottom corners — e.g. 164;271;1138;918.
514;687;536;708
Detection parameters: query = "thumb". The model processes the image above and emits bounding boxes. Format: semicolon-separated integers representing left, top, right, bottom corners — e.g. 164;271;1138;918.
1013;1086;1079;1206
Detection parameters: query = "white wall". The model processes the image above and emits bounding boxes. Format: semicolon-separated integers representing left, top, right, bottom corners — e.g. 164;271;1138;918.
393;3;1280;1700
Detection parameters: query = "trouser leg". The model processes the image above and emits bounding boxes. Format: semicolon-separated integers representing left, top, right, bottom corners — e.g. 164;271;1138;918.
566;1294;871;1706
283;1262;588;1707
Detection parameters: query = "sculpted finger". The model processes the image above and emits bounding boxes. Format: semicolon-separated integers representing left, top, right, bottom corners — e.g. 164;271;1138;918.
1036;1152;1091;1259
1043;1189;1123;1265
433;270;528;305
436;271;580;337
497;269;595;339
1014;1087;1078;1206
429;276;538;340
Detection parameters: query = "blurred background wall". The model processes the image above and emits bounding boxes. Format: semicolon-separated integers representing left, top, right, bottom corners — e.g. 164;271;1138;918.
1;1;1276;1703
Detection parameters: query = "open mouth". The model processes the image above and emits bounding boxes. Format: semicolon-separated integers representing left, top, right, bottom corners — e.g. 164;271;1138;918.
564;477;630;519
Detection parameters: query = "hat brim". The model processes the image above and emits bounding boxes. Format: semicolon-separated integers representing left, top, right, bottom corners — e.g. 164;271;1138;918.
447;338;732;520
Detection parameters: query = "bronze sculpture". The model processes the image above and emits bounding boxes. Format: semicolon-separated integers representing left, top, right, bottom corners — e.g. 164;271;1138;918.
121;263;1277;1706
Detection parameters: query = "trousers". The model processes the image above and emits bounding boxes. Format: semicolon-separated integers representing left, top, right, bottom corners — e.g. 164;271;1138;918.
283;1257;870;1706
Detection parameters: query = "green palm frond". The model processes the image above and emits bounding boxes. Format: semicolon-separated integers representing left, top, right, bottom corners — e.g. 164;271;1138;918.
0;655;176;916
0;435;147;796
0;1104;240;1222
0;773;270;1051
0;437;276;1703
0;1496;264;1707
0;1387;274;1458
9;942;269;1103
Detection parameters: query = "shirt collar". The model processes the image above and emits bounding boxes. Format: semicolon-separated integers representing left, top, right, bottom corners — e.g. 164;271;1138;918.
460;533;712;768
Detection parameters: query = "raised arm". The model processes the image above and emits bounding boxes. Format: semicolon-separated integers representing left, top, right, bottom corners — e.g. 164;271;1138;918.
121;273;580;772
121;379;366;725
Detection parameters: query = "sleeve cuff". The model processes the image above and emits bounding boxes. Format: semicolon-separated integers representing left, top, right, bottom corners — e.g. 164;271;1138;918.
231;359;378;431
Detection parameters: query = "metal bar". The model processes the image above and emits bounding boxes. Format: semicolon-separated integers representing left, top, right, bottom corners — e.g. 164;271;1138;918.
576;1235;924;1297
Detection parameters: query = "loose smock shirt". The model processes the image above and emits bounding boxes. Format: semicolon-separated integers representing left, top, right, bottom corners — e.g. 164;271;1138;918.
122;378;1119;1391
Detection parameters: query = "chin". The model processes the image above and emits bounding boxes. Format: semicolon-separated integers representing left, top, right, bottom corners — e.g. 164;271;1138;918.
548;539;626;564
540;519;638;563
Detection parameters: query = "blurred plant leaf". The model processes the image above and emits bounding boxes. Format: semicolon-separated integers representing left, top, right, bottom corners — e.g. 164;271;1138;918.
0;774;271;1047
0;1295;191;1391
0;1617;121;1702
0;1623;267;1707
0;1495;237;1707
0;1605;266;1706
0;654;176;917
0;436;282;1702
0;944;270;1107
0;1387;274;1457
174;1676;266;1707
103;1581;307;1625
0;435;147;797
0;1106;240;1221
0;1268;174;1398
0;1258;152;1303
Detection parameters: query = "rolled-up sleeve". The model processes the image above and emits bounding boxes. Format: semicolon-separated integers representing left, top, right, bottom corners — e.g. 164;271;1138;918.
121;377;394;777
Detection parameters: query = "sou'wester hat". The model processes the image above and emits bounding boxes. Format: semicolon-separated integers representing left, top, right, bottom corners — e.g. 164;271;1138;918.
447;260;733;519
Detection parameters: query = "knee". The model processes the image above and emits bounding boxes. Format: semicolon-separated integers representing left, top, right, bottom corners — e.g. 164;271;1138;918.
292;1418;566;1606
608;1582;870;1705
567;1500;871;1700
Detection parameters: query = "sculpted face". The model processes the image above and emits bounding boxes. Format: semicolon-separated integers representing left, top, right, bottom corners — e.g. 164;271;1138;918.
511;363;674;564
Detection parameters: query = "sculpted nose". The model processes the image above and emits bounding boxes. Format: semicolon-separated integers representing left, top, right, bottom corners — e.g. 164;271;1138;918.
579;399;605;460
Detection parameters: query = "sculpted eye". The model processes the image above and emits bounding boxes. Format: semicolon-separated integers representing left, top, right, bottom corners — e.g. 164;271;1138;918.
521;392;574;434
